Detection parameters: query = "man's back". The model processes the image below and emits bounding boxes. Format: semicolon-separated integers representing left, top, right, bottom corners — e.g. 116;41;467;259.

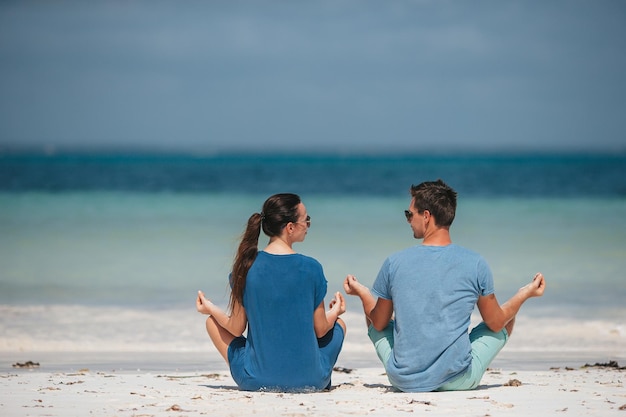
345;179;546;392
370;244;494;392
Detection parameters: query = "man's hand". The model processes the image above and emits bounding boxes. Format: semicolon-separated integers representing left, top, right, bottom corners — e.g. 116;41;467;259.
520;272;546;298
344;274;367;296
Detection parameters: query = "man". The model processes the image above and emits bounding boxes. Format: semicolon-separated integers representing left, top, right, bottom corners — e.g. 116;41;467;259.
344;179;546;392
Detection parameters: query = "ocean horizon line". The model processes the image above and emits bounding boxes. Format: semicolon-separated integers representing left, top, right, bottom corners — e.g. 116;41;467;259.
2;150;624;197
1;145;626;161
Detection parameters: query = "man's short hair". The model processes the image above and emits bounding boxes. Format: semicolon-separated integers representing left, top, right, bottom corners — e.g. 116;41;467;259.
410;179;457;227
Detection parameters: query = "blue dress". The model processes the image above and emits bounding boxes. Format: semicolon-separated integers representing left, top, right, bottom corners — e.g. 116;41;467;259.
227;251;344;391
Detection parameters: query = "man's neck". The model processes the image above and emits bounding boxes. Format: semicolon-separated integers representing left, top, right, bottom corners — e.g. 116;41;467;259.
422;228;452;246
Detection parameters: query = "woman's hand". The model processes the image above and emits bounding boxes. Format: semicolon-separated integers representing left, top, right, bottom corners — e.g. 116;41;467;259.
315;291;347;338
196;290;214;315
328;292;346;316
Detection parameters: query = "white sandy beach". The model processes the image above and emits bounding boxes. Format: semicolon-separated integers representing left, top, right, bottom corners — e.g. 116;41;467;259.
2;364;625;416
2;309;626;416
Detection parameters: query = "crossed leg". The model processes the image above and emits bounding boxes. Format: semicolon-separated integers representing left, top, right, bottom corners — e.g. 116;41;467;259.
205;316;237;364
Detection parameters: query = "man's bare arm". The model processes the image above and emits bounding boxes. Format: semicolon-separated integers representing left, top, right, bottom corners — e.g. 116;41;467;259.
478;272;546;332
344;274;393;330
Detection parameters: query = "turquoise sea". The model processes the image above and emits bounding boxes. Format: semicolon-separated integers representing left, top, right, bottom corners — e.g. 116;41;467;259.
1;153;625;369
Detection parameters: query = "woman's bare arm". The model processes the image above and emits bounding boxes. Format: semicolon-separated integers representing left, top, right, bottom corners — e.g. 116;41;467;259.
313;292;345;338
196;290;247;337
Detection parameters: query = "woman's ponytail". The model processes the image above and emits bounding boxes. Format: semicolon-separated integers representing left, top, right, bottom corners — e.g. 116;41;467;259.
229;212;262;311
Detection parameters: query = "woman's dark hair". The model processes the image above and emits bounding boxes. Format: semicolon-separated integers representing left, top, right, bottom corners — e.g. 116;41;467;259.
229;193;301;311
410;179;457;227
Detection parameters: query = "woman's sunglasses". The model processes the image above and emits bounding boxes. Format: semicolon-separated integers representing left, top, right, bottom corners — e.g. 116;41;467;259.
295;215;311;228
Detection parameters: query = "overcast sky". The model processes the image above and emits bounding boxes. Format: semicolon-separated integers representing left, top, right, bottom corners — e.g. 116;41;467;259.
1;0;625;154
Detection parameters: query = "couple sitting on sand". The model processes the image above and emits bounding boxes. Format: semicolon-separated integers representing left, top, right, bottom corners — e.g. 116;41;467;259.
196;179;546;392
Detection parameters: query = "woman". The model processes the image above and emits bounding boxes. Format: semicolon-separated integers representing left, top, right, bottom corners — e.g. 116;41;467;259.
196;193;346;391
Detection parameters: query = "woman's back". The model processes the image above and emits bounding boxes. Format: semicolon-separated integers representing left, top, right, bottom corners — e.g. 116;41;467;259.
197;194;345;392
231;251;329;391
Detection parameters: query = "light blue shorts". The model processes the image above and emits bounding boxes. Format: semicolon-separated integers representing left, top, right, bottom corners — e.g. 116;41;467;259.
368;321;508;391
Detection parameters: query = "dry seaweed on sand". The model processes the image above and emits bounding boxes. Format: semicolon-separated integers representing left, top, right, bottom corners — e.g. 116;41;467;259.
12;361;40;368
582;361;626;370
503;379;522;387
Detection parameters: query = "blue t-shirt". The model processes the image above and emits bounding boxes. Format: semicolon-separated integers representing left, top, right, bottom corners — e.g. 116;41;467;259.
227;251;343;391
371;244;494;392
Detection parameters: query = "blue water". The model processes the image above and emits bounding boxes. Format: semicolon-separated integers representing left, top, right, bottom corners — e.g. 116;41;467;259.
2;152;625;197
1;153;625;318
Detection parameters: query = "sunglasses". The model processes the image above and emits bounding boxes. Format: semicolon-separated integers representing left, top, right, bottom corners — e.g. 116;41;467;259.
295;215;311;228
405;208;430;221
